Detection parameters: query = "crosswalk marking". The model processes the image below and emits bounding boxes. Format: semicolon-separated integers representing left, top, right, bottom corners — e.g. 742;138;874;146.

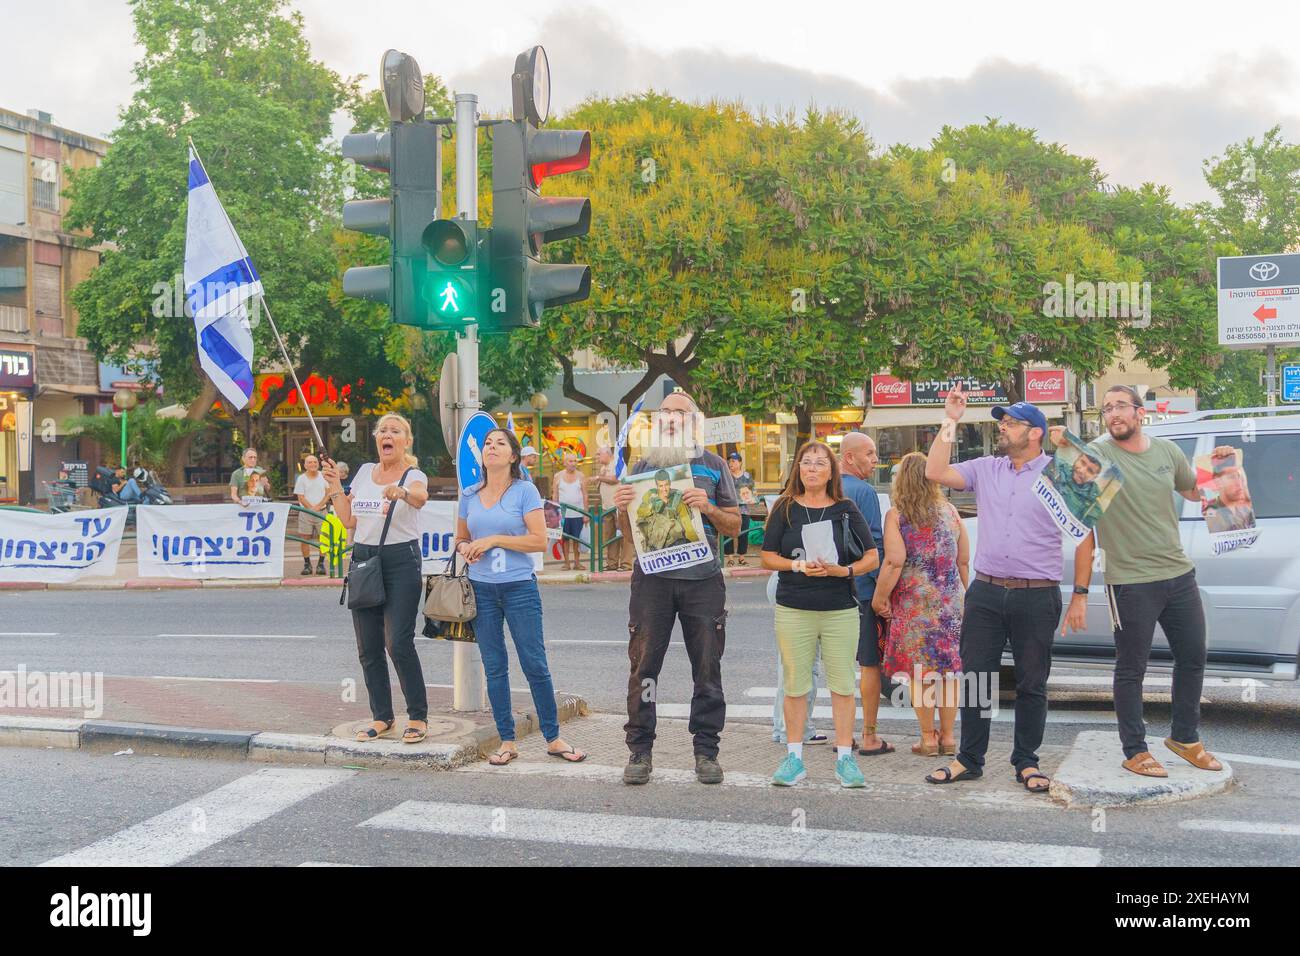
1179;820;1300;836
41;768;355;867
660;703;1118;724
1210;751;1300;772
155;632;317;640
361;801;1100;866
454;760;1055;811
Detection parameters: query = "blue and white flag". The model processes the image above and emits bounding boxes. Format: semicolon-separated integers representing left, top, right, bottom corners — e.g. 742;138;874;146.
613;396;645;479
506;412;516;435
184;145;260;411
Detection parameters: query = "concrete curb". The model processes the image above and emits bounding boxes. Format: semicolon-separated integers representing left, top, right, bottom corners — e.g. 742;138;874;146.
0;693;589;772
1049;730;1236;809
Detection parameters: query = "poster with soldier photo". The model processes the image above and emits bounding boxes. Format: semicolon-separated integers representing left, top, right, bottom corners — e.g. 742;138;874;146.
1033;429;1124;541
622;463;713;574
1195;448;1259;553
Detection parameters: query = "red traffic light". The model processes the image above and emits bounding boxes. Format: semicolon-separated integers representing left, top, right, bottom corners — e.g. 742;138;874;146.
530;130;590;187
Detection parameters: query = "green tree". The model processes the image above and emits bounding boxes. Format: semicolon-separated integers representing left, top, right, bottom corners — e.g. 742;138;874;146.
66;0;402;480
64;401;205;472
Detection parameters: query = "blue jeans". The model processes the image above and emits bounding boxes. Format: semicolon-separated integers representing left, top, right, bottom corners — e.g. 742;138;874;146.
772;644;822;743
470;578;560;743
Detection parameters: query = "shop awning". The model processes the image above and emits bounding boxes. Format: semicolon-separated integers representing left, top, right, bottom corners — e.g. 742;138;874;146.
861;405;1065;428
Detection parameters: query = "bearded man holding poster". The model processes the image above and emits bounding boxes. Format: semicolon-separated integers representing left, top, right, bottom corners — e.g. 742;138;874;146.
613;390;740;787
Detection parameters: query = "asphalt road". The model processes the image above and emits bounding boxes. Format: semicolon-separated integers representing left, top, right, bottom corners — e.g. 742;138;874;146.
3;582;1299;868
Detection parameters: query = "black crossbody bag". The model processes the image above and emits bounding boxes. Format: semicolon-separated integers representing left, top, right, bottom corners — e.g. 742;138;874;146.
340;467;413;610
839;511;866;563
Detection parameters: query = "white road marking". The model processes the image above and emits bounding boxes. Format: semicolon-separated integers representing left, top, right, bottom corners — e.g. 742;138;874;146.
155;633;317;640
148;675;281;683
1211;752;1300;772
549;640;630;645
661;703;1117;724
1179;820;1300;836
297;861;364;866
454;760;1055;811
361;801;1098;866
41;768;355;867
0;632;58;637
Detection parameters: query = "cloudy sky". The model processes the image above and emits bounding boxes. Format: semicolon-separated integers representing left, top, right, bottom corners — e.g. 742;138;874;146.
4;0;1299;203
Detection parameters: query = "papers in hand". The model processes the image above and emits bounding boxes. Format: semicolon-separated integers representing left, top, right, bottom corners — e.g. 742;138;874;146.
801;520;839;565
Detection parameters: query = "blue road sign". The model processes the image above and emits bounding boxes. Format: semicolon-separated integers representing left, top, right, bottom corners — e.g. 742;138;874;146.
1283;364;1300;403
457;411;499;494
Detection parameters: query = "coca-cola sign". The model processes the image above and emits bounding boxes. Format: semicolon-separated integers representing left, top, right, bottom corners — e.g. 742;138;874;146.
871;375;912;406
871;374;1006;406
1023;369;1067;403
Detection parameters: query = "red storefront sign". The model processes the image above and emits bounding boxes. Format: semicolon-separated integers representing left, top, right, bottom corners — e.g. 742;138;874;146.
870;374;912;406
1023;368;1067;403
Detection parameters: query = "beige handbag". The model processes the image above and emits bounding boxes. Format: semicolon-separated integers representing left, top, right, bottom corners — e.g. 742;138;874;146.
424;556;476;623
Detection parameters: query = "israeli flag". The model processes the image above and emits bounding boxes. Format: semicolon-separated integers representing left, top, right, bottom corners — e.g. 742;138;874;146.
184;146;259;411
613;396;645;479
506;412;529;479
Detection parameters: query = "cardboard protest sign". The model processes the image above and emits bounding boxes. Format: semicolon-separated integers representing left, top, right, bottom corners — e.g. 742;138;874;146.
1195;448;1259;553
622;463;713;574
1033;430;1124;540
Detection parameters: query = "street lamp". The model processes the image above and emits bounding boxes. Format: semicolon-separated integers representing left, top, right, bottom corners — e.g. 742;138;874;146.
529;391;548;479
113;388;138;467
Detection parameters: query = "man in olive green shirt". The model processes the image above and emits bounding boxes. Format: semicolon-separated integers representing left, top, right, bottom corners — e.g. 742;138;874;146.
1058;386;1231;779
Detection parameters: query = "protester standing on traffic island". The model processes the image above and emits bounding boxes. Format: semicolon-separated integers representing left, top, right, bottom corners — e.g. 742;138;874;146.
614;390;741;786
761;440;879;788
1058;385;1230;778
456;427;586;766
323;413;429;745
923;386;1064;792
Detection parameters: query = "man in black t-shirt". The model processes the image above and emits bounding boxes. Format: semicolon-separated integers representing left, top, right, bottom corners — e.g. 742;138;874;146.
614;391;741;786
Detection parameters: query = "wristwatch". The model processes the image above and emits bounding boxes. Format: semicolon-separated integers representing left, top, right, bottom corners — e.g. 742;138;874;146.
1073;586;1089;596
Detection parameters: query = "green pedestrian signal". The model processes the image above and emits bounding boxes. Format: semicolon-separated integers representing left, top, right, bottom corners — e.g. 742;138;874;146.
421;218;486;328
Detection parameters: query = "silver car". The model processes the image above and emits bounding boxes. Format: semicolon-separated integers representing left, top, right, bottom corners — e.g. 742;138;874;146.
962;407;1299;682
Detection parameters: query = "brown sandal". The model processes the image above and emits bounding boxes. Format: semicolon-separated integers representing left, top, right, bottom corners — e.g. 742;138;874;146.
1122;751;1168;777
911;730;939;756
1164;738;1223;771
402;720;427;744
355;719;394;742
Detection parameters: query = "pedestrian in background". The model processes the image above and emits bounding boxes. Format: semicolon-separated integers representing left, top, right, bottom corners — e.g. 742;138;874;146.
873;453;967;760
456;427;586;766
229;447;270;504
592;445;630;571
324;412;430;745
294;453;328;575
761;440;879;788
724;451;756;566
838;431;892;756
553;451;587;571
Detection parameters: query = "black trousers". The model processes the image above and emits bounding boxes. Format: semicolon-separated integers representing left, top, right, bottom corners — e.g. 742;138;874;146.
625;571;727;758
350;539;428;723
1110;570;1206;759
957;579;1061;774
723;515;751;555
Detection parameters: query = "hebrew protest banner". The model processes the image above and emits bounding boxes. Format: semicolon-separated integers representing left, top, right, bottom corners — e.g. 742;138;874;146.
0;507;126;583
136;503;291;578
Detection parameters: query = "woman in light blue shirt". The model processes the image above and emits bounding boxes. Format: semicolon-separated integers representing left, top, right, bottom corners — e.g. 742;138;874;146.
456;427;586;766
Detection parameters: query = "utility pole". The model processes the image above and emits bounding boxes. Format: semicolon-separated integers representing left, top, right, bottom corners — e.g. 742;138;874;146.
452;92;486;712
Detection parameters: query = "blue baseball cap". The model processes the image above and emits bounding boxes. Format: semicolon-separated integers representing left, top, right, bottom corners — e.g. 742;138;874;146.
992;402;1048;436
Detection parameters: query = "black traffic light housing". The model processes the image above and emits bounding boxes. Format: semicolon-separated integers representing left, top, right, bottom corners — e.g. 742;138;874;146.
421;217;488;328
341;120;442;328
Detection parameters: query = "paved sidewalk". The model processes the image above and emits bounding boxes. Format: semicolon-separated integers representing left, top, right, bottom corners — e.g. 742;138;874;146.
0;674;586;770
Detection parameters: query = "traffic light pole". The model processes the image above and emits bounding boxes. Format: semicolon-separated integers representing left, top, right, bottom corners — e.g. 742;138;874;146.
453;92;487;712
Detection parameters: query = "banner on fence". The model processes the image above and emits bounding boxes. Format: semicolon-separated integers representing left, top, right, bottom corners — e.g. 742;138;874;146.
419;500;457;575
0;507;127;583
136;503;291;578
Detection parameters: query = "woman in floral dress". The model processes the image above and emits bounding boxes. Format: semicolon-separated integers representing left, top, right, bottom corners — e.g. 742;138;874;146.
872;453;969;756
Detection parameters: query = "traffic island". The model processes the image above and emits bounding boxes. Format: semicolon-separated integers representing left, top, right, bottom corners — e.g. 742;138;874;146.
1049;730;1236;809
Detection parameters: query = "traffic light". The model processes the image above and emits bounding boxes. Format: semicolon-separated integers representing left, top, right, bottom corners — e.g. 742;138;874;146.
340;119;441;327
488;46;592;330
422;218;486;326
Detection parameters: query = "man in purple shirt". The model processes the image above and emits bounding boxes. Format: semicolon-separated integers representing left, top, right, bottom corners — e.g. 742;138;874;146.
922;384;1065;793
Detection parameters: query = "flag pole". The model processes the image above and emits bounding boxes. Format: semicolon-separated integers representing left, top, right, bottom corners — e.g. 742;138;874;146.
187;137;326;454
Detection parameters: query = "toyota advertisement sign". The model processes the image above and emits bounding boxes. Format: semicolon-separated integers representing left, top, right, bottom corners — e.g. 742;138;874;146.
1217;253;1300;348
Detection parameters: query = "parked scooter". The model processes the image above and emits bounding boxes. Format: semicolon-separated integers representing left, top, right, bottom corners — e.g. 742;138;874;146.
132;467;174;506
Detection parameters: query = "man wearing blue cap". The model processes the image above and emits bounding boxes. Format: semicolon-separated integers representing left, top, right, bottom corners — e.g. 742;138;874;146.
922;383;1065;793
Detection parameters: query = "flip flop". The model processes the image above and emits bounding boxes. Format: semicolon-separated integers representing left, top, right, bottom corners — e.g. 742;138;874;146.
1122;752;1168;777
856;739;896;756
547;746;587;763
488;747;519;766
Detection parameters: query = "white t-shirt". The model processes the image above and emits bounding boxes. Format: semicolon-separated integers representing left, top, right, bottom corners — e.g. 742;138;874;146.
293;472;328;507
349;463;427;545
